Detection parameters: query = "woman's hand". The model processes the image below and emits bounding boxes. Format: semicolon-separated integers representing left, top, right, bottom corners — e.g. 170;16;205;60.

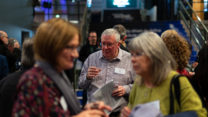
73;101;112;117
120;106;131;117
73;109;107;117
84;101;112;112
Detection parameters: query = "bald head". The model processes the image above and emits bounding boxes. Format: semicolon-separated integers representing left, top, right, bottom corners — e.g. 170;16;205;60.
0;31;9;45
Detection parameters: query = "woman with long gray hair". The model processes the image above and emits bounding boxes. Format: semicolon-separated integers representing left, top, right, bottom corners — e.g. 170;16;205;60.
121;32;207;117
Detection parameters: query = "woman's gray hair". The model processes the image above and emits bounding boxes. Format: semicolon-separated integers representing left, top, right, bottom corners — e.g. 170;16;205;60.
128;32;177;86
101;28;120;42
21;38;35;68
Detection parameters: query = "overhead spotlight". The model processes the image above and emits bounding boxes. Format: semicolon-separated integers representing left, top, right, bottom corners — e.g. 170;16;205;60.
70;20;79;24
55;14;60;18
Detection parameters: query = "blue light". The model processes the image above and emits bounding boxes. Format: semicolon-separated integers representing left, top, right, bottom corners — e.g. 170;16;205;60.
60;0;67;13
41;0;53;21
205;0;208;11
87;0;92;8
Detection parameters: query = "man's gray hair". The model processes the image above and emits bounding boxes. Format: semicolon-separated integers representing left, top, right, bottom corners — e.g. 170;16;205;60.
101;28;120;42
128;32;177;86
8;38;17;47
21;38;35;68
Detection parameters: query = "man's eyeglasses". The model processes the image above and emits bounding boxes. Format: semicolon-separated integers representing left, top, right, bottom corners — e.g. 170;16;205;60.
89;36;97;38
3;36;8;39
101;42;117;48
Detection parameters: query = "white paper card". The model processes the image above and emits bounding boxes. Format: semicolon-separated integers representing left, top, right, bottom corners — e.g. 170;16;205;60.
60;96;68;111
92;80;126;115
129;100;163;117
114;68;126;74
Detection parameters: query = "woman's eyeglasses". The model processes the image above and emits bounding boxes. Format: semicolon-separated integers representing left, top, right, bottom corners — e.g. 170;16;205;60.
131;52;144;57
65;45;78;51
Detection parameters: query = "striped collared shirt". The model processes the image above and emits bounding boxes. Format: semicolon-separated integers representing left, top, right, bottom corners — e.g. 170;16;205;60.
79;48;135;102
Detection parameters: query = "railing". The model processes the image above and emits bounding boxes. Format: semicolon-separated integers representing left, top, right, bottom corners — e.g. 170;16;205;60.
80;6;90;46
178;0;208;50
73;4;91;90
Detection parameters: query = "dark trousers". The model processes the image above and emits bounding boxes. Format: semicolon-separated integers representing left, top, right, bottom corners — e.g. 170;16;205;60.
110;111;120;117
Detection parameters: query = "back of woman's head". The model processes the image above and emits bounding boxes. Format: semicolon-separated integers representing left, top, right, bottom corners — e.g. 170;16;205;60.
21;39;35;68
34;18;80;66
128;32;177;85
161;30;191;70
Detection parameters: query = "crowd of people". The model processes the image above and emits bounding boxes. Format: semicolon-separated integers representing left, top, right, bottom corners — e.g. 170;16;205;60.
0;18;208;117
0;31;21;79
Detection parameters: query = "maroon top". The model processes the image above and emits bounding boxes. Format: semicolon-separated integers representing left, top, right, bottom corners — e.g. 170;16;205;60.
12;66;70;117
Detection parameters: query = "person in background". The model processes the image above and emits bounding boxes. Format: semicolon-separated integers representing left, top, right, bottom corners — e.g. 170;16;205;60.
121;32;207;117
0;39;34;117
7;38;21;72
0;31;20;73
78;31;100;106
186;44;199;76
79;28;135;116
0;31;9;78
192;43;208;110
113;24;128;52
79;31;99;63
12;18;111;117
186;60;198;76
8;38;20;53
161;29;191;77
0;31;8;46
0;54;9;79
